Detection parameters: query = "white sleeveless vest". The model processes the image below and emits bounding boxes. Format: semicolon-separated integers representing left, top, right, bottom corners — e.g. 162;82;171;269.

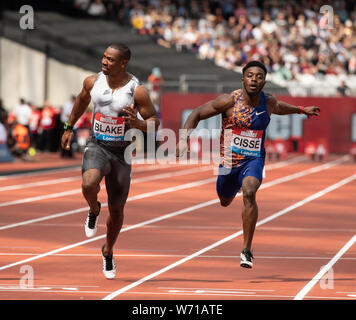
90;72;140;143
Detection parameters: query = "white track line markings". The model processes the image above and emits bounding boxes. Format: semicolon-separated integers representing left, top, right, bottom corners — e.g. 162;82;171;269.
159;286;274;292
0;161;207;181
0;156;306;230
0;178;216;230
102;172;356;300
0;163;201;190
294;233;356;300
122;291;356;299
0;166;81;180
0;157;349;273
0;176;82;192
0;167;214;208
0;155;302;193
1;252;356;261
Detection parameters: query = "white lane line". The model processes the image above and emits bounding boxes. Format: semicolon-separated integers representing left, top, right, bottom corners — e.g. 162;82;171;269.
294;233;356;300
119;291;356;300
0;161;204;181
1;252;356;261
102;172;356;300
0;155;302;192
0;177;216;231
0;156;336;231
0;155;306;230
0;166;81;180
0;169;214;208
0;157;348;272
159;286;274;292
0;163;201;191
0;176;82;192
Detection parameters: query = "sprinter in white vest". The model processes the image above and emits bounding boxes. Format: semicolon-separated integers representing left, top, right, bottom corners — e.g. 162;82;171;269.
61;44;160;279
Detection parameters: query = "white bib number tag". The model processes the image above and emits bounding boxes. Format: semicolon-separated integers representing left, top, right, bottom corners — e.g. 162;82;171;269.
230;128;263;157
93;113;125;142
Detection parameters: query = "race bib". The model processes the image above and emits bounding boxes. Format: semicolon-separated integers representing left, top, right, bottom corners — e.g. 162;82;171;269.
230;128;263;157
93;113;125;142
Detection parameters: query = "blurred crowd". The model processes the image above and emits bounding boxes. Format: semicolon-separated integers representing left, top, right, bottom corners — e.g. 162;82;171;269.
70;0;356;84
0;97;92;161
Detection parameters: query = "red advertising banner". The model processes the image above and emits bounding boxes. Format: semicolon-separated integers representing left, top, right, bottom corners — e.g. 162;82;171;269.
161;93;356;154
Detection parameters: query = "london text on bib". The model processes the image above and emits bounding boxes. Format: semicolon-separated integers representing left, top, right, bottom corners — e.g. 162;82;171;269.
230;128;263;157
93;113;125;142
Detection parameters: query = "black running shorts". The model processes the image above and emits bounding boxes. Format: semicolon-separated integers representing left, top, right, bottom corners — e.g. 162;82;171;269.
82;140;131;207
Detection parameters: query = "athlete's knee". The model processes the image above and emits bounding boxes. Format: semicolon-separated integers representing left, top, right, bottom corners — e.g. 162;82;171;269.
242;188;257;204
108;205;124;221
82;180;98;193
82;169;101;194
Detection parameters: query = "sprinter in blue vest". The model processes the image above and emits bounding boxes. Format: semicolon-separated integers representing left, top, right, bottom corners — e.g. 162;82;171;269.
176;61;320;268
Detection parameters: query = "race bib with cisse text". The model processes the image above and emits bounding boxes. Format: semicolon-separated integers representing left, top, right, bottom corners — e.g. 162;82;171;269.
230;128;263;157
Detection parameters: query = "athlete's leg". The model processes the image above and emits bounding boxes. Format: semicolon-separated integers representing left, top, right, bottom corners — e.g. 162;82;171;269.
103;203;124;256
103;158;131;256
82;168;102;214
241;176;261;250
216;166;240;207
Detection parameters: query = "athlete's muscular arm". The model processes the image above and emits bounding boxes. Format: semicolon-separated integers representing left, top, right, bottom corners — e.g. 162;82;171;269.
266;93;320;117
176;93;234;157
61;74;97;150
123;85;160;132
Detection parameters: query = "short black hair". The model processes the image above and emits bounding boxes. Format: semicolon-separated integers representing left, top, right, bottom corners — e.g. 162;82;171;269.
242;61;267;76
109;43;131;61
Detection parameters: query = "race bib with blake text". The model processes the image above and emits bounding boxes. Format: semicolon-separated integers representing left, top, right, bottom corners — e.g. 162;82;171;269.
93;113;125;142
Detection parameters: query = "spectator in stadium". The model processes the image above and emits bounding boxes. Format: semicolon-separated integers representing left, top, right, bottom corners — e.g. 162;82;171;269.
0;99;8;126
11;98;32;133
336;80;352;96
7;120;30;159
28;102;42;151
38;100;57;152
87;0;106;17
0;118;7;144
71;0;356;91
148;67;163;96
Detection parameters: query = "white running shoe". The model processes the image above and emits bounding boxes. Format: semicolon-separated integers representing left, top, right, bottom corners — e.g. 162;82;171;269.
84;202;101;237
240;248;254;268
101;245;116;279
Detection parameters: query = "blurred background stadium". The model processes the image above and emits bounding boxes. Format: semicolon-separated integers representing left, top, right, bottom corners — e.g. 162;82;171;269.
0;0;355;164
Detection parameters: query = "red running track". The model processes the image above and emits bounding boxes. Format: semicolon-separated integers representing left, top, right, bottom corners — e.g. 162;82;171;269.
0;153;355;300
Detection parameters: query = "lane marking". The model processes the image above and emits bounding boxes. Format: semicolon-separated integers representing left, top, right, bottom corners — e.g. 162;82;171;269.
0;157;349;274
0;155;303;192
102;172;356;300
0;170;216;209
159;286;274;292
0;177;216;230
0;166;81;180
294;233;356;300
0;156;307;230
1;252;356;261
0;162;207;181
0;164;212;192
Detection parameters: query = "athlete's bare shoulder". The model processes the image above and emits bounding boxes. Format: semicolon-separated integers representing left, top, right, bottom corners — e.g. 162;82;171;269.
213;92;235;113
83;74;98;92
265;92;277;114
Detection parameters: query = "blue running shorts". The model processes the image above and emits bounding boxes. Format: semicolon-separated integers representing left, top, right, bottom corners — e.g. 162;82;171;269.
216;157;265;199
